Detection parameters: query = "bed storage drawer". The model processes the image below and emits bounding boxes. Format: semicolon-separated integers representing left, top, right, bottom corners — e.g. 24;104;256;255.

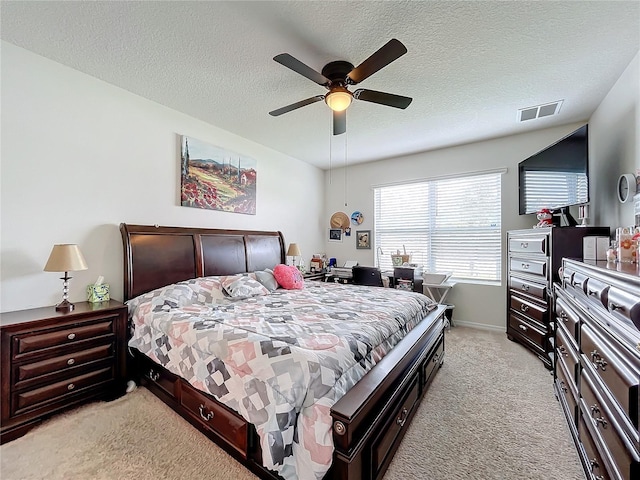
180;382;248;458
138;354;179;399
370;374;420;480
421;334;444;390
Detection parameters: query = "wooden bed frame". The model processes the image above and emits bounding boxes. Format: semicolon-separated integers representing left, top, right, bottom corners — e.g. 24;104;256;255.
120;223;446;480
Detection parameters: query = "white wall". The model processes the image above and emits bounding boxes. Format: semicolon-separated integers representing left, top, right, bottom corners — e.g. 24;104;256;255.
589;52;639;228
0;42;325;312
324;123;587;330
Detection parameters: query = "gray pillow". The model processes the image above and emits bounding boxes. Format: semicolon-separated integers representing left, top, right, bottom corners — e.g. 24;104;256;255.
255;269;279;291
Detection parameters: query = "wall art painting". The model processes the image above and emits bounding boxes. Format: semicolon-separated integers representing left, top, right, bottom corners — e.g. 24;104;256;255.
180;135;257;215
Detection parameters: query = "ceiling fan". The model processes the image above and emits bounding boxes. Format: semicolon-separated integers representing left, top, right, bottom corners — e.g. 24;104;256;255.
269;39;412;135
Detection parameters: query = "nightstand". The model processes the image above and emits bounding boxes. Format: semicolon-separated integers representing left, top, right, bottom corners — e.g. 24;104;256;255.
0;300;128;444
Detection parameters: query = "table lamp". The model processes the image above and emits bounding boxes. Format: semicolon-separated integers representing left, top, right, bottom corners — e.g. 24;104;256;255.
287;243;302;267
44;244;88;312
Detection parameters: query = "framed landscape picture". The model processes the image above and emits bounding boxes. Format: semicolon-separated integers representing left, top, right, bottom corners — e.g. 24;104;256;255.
180;135;257;215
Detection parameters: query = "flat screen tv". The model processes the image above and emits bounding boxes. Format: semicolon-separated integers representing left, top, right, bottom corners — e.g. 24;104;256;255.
518;125;589;225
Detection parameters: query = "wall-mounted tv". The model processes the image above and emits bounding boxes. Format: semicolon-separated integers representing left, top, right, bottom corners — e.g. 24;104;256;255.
518;125;589;224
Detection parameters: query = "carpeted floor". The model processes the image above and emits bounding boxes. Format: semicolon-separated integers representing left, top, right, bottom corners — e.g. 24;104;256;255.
0;327;584;480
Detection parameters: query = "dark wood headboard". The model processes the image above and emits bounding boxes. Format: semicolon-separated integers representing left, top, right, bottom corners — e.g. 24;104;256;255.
120;223;286;301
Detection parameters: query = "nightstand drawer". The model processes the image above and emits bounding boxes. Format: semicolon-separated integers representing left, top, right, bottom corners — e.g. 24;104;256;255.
13;367;113;415
14;343;114;390
13;319;115;358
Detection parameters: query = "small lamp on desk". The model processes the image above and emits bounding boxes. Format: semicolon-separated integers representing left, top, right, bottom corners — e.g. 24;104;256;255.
44;244;88;312
287;243;302;268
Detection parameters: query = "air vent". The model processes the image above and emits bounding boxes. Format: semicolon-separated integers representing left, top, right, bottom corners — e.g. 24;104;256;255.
518;100;563;122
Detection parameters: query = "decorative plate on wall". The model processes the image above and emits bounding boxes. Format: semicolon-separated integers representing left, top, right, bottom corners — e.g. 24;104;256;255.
351;211;364;225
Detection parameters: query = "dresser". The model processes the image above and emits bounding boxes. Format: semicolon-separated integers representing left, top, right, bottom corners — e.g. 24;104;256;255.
0;301;128;444
555;259;639;480
507;226;610;368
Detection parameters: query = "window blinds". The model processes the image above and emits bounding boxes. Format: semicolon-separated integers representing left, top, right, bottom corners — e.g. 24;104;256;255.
374;172;502;283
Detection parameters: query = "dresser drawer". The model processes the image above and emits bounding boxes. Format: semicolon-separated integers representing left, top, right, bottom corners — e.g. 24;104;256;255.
508;312;547;353
509;256;547;278
579;414;612;480
581;324;640;430
509;276;547;302
12;320;115;358
608;286;640;331
510;294;548;325
180;382;248;458
556;293;581;342
508;236;548;255
556;353;578;426
12;367;113;415
14;343;114;390
585;277;611;310
581;369;640;479
556;326;579;382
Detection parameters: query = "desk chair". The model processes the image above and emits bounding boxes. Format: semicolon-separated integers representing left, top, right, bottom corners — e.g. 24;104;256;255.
352;266;384;287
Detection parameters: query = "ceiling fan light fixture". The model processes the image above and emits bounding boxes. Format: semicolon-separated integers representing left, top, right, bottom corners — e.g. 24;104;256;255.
325;87;352;112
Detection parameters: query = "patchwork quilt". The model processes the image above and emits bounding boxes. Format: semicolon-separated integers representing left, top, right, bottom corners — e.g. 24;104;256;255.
127;276;436;480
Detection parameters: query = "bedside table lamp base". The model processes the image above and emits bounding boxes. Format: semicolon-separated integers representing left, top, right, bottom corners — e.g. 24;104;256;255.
55;272;75;312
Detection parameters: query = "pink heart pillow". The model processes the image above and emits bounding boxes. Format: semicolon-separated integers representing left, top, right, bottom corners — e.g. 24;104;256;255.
272;264;304;290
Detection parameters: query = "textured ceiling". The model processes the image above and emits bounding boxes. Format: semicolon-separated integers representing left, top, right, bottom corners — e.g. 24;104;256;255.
1;1;639;170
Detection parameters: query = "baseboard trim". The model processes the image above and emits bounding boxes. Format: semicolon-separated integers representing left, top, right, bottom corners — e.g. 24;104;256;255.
451;320;504;333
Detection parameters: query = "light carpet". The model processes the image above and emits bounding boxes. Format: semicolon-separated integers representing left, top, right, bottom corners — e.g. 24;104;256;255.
0;327;584;480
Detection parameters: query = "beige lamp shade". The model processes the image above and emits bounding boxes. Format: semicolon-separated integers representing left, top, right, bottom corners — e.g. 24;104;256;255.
44;244;88;272
287;243;302;257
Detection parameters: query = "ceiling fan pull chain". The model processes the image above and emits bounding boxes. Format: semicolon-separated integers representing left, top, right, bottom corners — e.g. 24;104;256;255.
344;132;348;207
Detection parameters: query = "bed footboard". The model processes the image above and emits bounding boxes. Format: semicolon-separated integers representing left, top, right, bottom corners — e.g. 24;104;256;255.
329;305;446;480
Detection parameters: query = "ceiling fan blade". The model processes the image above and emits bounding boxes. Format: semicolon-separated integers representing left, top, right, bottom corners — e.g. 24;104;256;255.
333;110;346;135
273;53;330;86
269;95;325;116
353;89;412;109
346;39;407;85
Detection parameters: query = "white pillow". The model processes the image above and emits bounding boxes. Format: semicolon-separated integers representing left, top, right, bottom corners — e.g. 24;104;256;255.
254;269;279;291
222;275;270;297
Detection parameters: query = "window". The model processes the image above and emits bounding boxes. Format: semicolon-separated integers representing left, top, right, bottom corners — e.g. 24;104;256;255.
373;171;502;284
